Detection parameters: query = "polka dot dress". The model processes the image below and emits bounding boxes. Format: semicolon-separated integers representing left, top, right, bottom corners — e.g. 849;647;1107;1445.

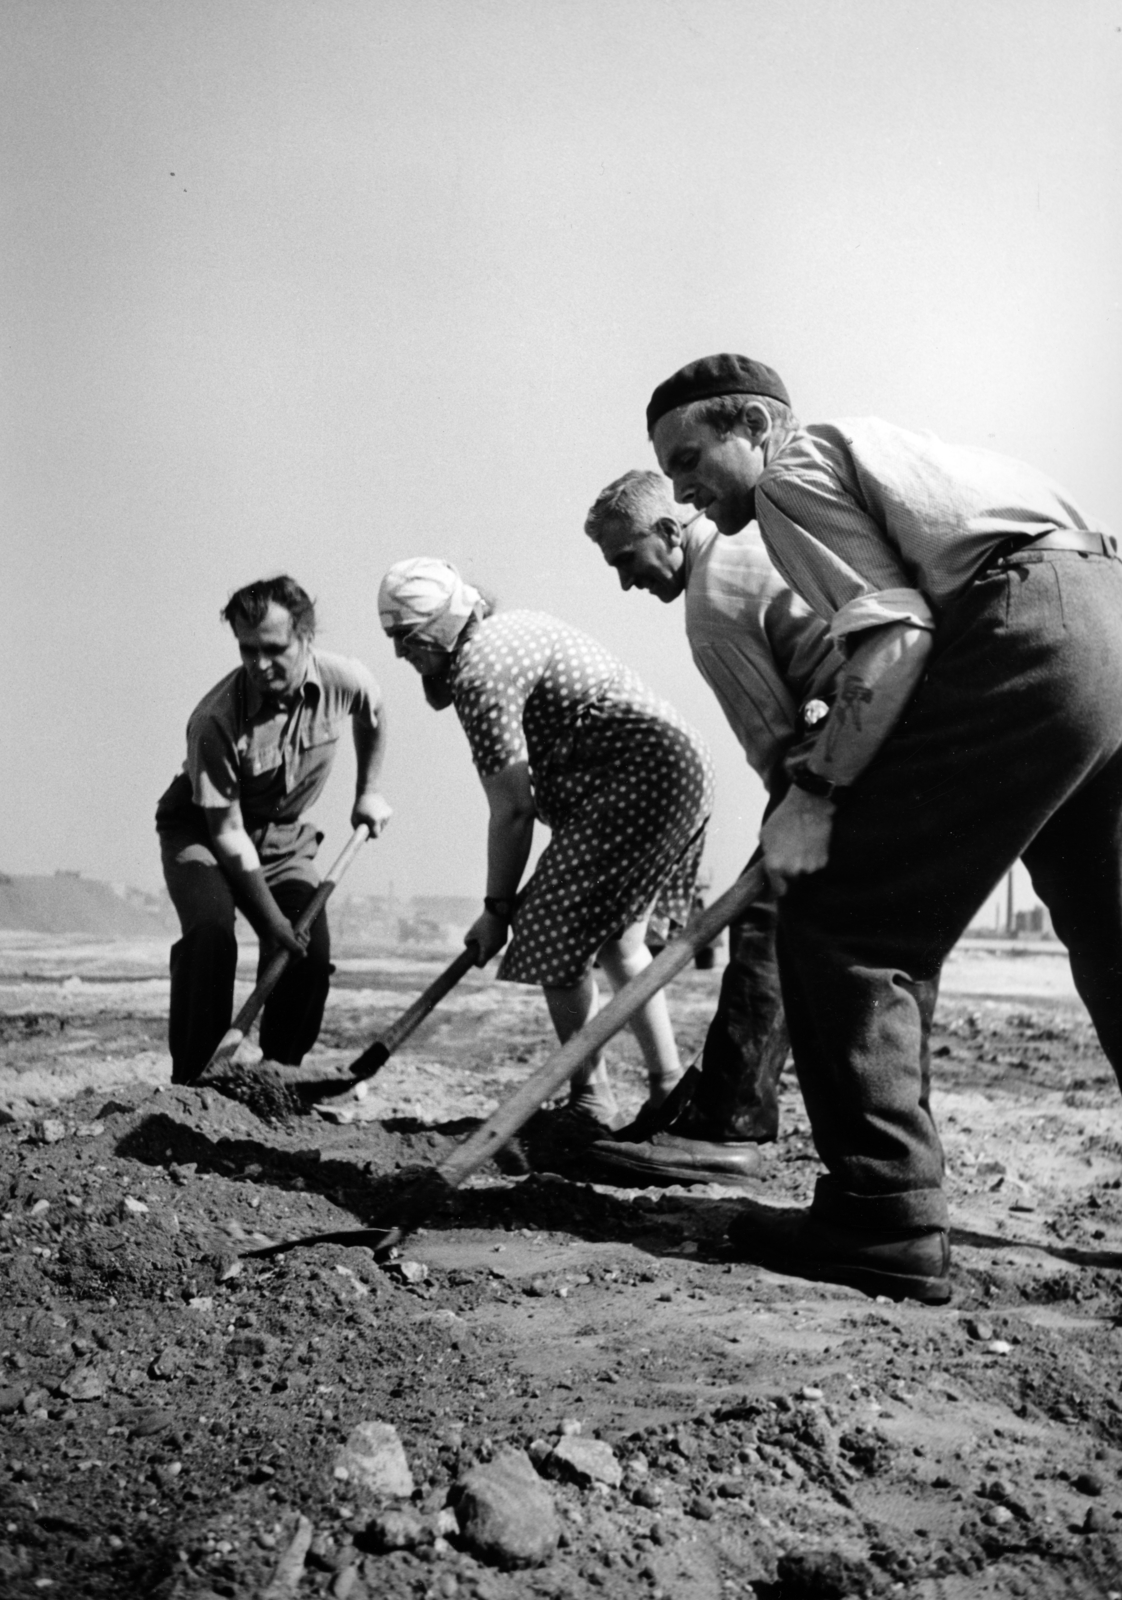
452;611;715;989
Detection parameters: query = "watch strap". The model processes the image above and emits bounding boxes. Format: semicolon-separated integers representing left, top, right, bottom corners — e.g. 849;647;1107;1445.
790;767;846;802
483;896;517;921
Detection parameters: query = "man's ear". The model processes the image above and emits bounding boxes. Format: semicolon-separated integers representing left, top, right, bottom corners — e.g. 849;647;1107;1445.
739;399;773;444
653;516;683;548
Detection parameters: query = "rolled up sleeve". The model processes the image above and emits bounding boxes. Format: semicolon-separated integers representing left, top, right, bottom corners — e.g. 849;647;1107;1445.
829;587;934;640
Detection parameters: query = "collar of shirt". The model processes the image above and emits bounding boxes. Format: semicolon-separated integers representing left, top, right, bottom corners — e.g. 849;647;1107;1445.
680;514;714;584
242;649;323;721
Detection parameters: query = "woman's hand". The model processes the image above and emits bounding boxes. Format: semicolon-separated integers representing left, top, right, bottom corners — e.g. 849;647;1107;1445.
465;910;510;965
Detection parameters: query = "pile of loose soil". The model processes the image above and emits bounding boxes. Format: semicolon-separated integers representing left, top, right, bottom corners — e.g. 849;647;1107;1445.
2;948;1122;1598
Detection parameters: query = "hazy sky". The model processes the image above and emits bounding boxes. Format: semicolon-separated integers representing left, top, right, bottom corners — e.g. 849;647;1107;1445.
4;0;1121;911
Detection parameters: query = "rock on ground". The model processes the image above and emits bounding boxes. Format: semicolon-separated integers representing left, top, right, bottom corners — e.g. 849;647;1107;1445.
333;1421;415;1500
454;1447;560;1569
546;1434;623;1489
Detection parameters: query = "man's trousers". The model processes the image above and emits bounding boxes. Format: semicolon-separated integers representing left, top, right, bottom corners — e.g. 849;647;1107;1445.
778;549;1122;1231
693;851;786;1140
158;803;331;1084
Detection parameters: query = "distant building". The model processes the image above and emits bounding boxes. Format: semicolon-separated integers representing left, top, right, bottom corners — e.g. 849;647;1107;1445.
1013;905;1053;938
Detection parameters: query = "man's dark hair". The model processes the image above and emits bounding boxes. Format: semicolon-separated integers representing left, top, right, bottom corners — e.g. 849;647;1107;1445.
221;575;317;640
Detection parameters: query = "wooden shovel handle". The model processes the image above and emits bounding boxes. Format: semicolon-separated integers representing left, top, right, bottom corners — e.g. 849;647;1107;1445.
200;824;371;1077
373;864;769;1253
348;943;480;1081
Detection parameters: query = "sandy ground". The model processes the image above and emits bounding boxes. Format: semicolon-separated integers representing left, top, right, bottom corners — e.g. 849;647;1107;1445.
2;933;1121;1599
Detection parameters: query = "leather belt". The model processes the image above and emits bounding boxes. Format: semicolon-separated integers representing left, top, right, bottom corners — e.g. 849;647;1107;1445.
982;527;1120;572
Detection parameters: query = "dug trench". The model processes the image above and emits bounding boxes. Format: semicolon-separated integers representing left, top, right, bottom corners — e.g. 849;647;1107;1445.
2;947;1122;1598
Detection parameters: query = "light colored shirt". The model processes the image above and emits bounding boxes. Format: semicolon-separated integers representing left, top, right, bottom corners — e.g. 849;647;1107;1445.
756;418;1111;640
682;520;841;789
185;649;380;823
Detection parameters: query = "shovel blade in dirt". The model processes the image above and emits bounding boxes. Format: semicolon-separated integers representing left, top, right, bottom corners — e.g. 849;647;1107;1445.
246;863;768;1260
198;823;371;1081
350;942;480;1081
311;943;480;1113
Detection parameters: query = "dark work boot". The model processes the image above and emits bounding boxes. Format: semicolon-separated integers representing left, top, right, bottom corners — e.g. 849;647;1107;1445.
726;1206;951;1304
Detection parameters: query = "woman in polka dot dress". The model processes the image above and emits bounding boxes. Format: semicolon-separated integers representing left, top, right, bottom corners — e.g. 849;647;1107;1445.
378;558;715;1127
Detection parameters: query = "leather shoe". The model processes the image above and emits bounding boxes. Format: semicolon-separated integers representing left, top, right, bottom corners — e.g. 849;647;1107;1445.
726;1206;951;1304
585;1130;762;1189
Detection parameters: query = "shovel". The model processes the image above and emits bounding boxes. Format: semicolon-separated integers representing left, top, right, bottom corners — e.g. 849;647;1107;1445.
244;862;767;1260
310;942;480;1107
199;823;371;1079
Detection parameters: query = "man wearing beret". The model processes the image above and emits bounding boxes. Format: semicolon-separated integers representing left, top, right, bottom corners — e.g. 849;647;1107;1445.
581;469;842;1187
647;353;1122;1303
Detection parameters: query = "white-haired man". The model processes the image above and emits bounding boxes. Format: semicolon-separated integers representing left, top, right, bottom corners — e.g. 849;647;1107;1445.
582;469;842;1186
646;352;1122;1303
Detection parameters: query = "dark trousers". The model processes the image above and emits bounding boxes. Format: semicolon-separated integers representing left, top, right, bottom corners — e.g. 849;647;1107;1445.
778;551;1122;1231
158;801;331;1083
693;847;786;1140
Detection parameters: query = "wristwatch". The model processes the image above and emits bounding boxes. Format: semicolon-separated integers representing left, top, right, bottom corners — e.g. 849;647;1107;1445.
483;896;517;921
790;767;847;803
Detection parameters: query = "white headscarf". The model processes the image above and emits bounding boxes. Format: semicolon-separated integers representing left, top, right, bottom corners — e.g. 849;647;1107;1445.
377;558;484;652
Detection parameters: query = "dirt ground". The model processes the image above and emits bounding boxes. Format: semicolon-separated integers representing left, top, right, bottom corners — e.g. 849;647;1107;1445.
2;932;1122;1600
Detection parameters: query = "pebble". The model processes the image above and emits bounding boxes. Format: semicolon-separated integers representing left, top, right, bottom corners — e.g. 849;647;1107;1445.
124;1408;175;1438
150;1347;181;1380
31;1119;67;1145
333;1421;415;1500
547;1436;623;1489
986;1340;1013;1356
779;1550;878;1596
983;1505;1014;1527
454;1448;560;1569
632;1484;662;1509
1084;1507;1110;1533
122;1196;149;1215
388;1260;429;1285
225;1334;269;1359
963;1317;995;1342
686;1496;716;1520
59;1365;106;1402
364;1507;425;1552
0;1385;28;1414
559;1418;582;1437
1074;1471;1105;1497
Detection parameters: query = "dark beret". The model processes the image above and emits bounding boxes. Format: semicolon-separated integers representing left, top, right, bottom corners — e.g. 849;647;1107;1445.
646;353;791;435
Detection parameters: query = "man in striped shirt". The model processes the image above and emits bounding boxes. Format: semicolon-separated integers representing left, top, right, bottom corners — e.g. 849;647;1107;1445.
648;352;1122;1304
581;469;841;1188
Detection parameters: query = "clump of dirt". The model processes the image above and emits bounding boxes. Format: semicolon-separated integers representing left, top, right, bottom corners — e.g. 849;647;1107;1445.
196;1058;306;1124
